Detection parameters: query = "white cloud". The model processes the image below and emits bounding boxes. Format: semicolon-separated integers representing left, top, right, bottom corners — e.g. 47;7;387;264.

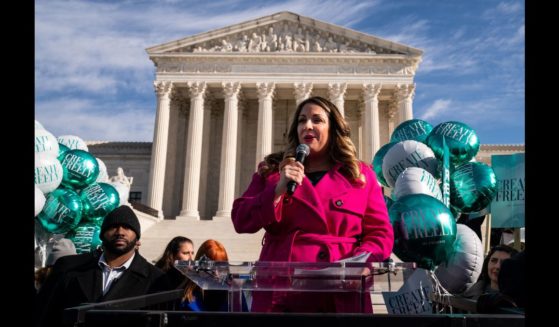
420;99;452;120
35;97;155;141
35;0;380;96
495;1;523;15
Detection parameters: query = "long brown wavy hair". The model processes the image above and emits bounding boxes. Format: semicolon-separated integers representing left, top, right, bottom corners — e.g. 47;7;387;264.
260;96;365;184
183;239;229;303
154;236;194;272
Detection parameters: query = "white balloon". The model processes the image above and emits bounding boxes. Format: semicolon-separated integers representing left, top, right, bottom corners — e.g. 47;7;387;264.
35;128;59;161
35;156;63;194
57;135;89;152
393;167;443;202
35;120;45;130
382;140;439;187
109;182;129;206
95;158;109;183
434;224;483;294
35;185;46;217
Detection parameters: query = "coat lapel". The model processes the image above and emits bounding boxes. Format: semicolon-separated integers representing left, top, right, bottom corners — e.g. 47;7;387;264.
102;254;148;301
289;163;352;232
313;163;352;200
76;262;103;302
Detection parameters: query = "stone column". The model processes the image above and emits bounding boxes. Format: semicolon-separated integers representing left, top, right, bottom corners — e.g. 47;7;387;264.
235;96;246;197
147;81;173;219
293;83;313;106
328;82;347;116
388;103;398;138
198;97;213;219
357;102;364;159
178;82;207;220
396;83;415;122
213;82;241;219
363;83;382;162
256;82;275;167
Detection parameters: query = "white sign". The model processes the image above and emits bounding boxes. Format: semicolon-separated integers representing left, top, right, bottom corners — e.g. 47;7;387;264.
382;268;433;314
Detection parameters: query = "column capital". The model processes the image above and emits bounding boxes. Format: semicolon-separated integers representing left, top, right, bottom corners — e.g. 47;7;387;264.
256;82;276;100
362;83;382;101
293;82;313;104
153;81;173;98
187;81;207;99
328;82;348;101
395;83;416;102
222;82;241;99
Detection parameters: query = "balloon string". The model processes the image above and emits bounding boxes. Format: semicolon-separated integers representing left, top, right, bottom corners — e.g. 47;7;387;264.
428;271;452;313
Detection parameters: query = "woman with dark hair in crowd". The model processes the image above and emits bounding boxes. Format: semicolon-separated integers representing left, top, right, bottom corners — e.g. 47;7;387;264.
461;244;518;300
155;236;194;288
155;236;195;271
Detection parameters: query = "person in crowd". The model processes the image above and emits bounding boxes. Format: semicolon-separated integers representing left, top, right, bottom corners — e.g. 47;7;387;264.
498;250;525;307
461;244;518;300
155;236;195;270
34;205;170;327
34;238;77;292
154;236;195;288
476;250;525;313
231;96;394;313
181;239;230;311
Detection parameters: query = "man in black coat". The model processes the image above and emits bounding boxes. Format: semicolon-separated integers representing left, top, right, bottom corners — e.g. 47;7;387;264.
34;206;170;327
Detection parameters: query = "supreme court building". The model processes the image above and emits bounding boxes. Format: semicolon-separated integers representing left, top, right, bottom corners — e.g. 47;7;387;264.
88;12;524;220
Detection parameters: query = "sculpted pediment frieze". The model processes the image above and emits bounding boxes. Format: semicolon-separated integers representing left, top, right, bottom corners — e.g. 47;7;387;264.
166;21;405;55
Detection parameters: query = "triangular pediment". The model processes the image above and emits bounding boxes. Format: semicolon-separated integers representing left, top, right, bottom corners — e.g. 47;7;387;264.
147;11;422;56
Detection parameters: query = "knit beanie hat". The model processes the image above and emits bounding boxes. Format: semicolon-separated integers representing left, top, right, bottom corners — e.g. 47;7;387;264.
101;205;141;240
46;238;77;266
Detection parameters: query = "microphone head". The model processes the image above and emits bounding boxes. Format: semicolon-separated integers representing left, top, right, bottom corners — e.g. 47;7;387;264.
296;144;310;156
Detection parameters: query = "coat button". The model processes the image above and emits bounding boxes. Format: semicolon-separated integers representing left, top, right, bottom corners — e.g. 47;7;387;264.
318;251;327;260
335;200;343;207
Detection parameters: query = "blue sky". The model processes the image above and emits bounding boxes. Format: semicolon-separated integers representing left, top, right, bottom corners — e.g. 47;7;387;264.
35;0;524;144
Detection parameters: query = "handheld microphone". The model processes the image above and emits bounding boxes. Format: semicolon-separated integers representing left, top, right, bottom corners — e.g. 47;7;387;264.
286;144;310;195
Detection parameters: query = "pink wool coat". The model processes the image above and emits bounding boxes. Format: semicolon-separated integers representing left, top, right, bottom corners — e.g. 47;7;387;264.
232;161;394;313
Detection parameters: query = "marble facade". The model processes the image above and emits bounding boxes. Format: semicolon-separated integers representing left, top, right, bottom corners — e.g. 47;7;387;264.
88;12;524;221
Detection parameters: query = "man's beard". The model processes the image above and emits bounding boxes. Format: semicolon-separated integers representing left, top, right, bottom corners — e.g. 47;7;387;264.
103;237;138;255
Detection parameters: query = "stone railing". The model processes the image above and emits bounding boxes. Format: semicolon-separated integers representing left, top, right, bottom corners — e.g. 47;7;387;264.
131;202;159;218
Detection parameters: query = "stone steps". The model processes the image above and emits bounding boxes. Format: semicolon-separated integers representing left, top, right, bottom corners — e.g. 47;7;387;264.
137;213;264;263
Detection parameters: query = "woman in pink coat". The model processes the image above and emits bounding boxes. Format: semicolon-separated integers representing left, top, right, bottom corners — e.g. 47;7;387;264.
232;96;394;313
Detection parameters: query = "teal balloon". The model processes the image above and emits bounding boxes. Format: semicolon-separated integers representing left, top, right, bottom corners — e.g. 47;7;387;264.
66;222;102;254
391;119;433;144
37;188;83;234
58;143;70;161
60;149;100;190
372;142;396;187
449;204;461;219
80;182;120;219
450;162;497;213
85;215;105;227
389;194;457;270
426;121;480;165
